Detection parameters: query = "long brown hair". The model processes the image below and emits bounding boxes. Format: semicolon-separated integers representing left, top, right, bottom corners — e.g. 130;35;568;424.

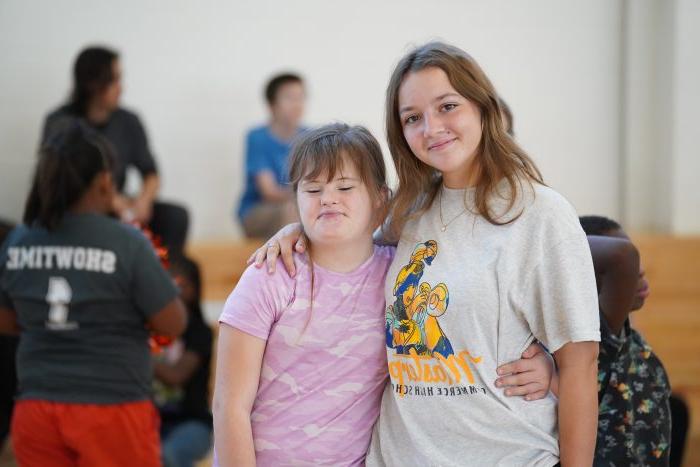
288;123;389;338
385;41;543;239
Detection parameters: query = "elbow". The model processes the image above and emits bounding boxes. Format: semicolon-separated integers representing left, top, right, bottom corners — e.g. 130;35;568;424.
150;298;188;338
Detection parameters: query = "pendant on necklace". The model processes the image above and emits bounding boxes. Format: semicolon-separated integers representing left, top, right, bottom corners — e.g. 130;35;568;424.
441;226;446;232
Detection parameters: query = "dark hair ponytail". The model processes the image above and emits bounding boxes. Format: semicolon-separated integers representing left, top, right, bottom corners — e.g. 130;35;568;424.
23;121;115;230
69;46;119;115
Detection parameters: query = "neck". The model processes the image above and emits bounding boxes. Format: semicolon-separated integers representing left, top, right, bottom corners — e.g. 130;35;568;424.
269;119;297;141
443;158;481;189
85;101;112;125
309;236;374;273
69;195;109;216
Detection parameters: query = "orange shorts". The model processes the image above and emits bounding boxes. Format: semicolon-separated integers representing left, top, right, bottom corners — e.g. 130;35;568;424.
11;399;161;467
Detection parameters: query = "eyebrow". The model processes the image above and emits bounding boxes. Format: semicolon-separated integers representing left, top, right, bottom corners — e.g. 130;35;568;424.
399;93;462;115
301;176;359;184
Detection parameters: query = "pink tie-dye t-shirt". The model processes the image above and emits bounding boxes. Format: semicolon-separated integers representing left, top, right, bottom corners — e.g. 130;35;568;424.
217;245;394;466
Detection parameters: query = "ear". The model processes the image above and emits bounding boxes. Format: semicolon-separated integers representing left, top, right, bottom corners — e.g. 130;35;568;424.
96;171;115;197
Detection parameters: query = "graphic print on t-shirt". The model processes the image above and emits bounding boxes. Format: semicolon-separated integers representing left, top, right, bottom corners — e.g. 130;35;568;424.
385;240;486;398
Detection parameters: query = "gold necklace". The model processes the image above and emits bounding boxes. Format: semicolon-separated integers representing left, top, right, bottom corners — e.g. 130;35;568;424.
438;188;468;232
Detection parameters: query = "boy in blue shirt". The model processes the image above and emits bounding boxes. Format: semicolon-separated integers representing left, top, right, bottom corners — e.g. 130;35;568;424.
237;73;306;238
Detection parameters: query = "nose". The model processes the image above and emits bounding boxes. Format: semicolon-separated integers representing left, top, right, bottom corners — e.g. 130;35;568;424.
320;190;338;206
422;111;445;138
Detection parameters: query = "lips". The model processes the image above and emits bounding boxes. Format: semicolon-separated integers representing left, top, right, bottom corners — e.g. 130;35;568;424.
428;138;457;151
637;281;650;299
317;211;343;220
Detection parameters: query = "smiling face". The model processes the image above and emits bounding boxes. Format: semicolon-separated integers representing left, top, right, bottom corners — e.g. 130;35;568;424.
296;154;376;248
398;67;483;188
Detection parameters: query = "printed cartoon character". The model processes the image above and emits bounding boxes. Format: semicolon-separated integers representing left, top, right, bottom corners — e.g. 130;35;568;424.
386;241;454;357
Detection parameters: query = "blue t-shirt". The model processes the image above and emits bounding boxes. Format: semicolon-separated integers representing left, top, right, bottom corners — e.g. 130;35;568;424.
237;125;303;221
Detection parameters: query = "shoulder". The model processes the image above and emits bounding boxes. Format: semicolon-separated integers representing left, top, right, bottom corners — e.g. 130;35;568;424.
45;104;73;122
43;106;79;139
85;216;152;253
0;225;31;252
111;107;144;128
235;253;303;294
528;184;578;215
374;245;397;263
512;182;583;238
247;125;269;141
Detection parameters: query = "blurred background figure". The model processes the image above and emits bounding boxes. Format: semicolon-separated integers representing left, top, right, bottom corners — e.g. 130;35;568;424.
154;254;213;467
41;46;190;254
236;73;305;238
0;123;186;467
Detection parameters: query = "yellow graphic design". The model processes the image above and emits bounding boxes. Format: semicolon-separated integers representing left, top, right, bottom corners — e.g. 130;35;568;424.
386;241;482;391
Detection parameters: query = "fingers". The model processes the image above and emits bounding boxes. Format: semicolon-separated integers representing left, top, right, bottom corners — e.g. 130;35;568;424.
280;240;296;277
521;342;544;359
497;359;533;376
248;246;267;268
295;236;306;253
265;242;280;273
495;371;542;389
523;390;548;401
498;382;543;398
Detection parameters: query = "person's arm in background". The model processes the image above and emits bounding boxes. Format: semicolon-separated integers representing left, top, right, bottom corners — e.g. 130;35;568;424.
130;174;159;223
121;113;160;224
154;348;201;386
255;171;292;203
587;235;639;334
554;341;599;467
245;129;292;203
213;324;266;467
148;299;187;339
495;342;554;400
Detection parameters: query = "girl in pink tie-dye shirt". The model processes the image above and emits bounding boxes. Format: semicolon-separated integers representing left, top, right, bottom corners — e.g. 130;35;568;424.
213;123;552;466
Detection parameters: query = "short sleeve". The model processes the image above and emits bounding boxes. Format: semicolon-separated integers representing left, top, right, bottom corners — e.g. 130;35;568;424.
128;114;158;177
219;261;293;341
244;130;273;177
514;228;601;353
130;234;178;319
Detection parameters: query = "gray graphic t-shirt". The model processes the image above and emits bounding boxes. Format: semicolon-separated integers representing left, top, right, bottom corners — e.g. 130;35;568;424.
366;183;600;467
0;213;177;404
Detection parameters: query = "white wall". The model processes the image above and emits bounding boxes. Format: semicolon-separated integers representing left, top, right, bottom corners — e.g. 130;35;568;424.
671;0;700;234
622;0;700;234
0;0;624;240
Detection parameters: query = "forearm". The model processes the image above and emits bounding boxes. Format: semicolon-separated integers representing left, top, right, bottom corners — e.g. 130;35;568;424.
260;185;291;203
557;352;598;466
153;361;182;386
213;407;256;467
138;174;160;203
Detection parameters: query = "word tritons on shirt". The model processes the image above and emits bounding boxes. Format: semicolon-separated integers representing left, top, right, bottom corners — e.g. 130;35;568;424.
5;246;117;274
